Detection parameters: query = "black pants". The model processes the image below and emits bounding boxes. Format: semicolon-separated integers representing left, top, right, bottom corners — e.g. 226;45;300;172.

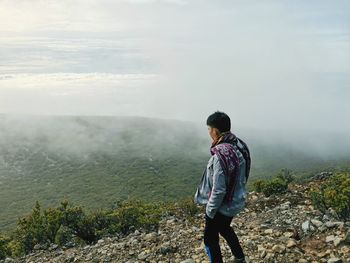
204;211;245;263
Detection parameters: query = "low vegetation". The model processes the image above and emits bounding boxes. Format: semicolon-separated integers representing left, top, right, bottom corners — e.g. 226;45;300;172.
252;168;295;197
0;196;200;260
1;169;349;260
310;172;350;221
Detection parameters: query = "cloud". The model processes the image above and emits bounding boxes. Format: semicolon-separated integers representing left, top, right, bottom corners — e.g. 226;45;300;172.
0;35;152;74
122;0;187;4
0;0;349;132
134;1;349;131
0;73;158;116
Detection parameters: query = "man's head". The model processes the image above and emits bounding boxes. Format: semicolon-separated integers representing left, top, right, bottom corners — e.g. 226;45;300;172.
206;111;231;140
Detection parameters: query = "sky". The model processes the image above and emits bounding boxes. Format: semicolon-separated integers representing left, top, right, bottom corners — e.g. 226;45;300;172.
0;0;349;133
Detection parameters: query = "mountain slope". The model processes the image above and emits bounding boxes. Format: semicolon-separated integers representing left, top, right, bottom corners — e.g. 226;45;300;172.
4;178;350;263
0;114;349;232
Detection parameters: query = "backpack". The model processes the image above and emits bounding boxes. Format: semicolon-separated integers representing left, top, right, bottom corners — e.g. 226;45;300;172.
234;137;251;183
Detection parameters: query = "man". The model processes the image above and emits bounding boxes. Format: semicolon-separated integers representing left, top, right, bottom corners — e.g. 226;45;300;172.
194;111;251;263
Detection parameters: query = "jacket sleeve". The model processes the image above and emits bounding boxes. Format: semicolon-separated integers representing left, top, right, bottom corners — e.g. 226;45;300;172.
206;154;227;219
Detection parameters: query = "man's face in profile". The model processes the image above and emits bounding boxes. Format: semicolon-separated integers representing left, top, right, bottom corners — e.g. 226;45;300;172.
207;125;219;141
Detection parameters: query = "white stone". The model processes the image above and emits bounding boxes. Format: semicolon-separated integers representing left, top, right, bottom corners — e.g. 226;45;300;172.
327;258;342;263
326;235;335;243
310;219;323;227
302;220;310;232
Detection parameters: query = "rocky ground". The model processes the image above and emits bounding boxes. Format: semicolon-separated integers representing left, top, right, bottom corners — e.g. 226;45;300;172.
2;179;350;263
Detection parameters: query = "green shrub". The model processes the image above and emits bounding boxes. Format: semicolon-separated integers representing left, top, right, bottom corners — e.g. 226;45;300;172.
54;225;73;246
42;206;65;243
262;177;289;196
6;239;23;259
0;233;11;260
11;201;50;255
252;169;292;197
276;168;295;184
11;199;102;253
164;196;199;222
56;199;115;244
252;180;266;193
310;173;350;221
89;208;119;237
111;197;164;235
3;195;199;259
61;204;98;244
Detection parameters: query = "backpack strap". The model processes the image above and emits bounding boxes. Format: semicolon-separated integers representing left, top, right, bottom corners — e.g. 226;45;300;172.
235;137;251;182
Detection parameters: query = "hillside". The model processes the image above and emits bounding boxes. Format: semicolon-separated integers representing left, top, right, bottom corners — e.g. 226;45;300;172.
2;176;349;263
1;114;350;232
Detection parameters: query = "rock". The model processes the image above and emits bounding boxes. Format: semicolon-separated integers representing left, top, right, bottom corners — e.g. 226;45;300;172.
284;219;292;224
284;232;294;238
65;241;74;248
279;201;291;210
257;245;265;252
166;219;176;225
333;237;343;247
272;244;286;253
311;171;333;180
287;239;297;248
302;220;311;232
251;194;258;200
65;253;75;262
323;214;330;221
130;237;139;245
325;221;335;228
339;246;350;257
263;219;272;224
49;244;59;251
318;251;327;258
180;260;195;263
158;243;174;255
191;226;200;232
137;251;149;260
327;258;342;263
273;230;282;237
344;231;350;244
310;219;323;228
260;250;266;258
3;180;347;263
33;244;42;250
144;232;158;241
264;229;273;234
115;242;125;249
292;227;301;240
325;221;344;229
326;235;335;243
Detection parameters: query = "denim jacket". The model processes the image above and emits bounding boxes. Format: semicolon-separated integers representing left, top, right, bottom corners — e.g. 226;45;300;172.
194;142;248;219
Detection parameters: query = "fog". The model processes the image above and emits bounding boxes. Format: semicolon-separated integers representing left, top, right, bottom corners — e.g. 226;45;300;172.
0;113;349;165
0;0;349;135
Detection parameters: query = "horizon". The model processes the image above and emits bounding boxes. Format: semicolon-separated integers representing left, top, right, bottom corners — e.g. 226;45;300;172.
0;111;347;135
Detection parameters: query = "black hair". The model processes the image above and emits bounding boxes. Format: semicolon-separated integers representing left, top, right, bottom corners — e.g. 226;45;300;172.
206;111;231;133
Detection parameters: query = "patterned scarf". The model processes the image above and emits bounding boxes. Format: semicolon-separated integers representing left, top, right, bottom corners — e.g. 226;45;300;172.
209;130;240;205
